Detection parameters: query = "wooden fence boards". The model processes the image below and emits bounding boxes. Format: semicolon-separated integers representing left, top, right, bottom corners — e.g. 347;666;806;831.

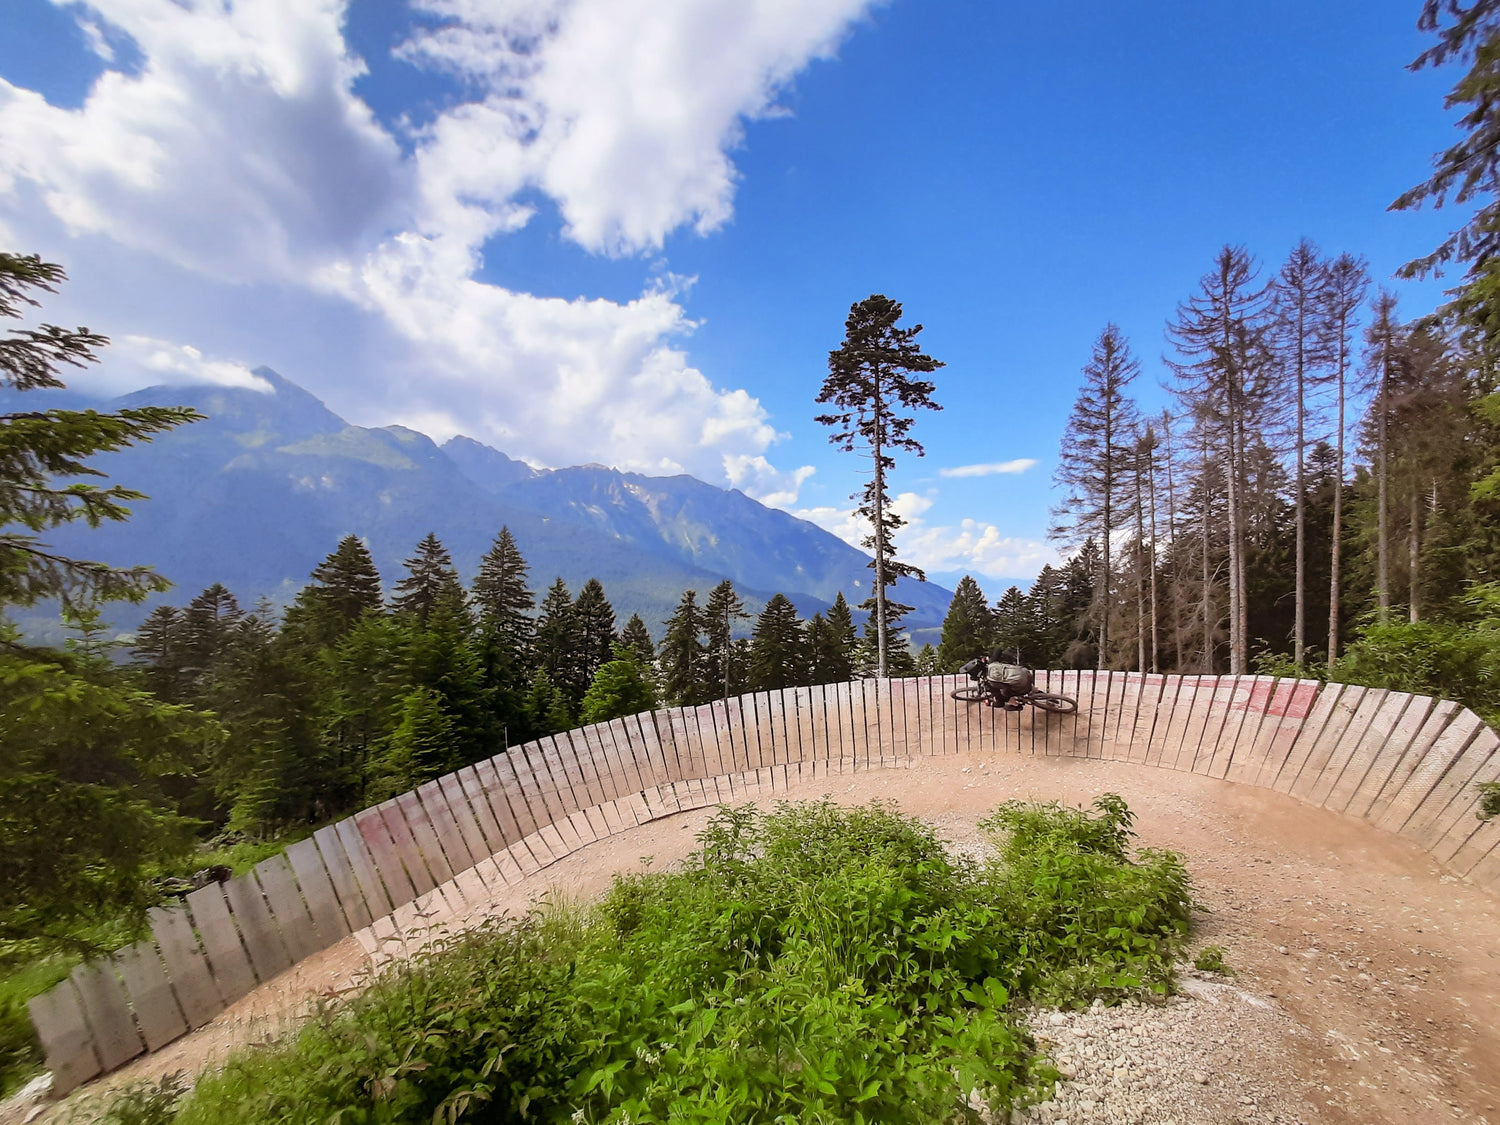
37;672;1500;1090
152;899;228;1023
222;872;291;982
315;825;374;931
253;855;321;964
70;961;142;1071
112;941;187;1052
28;980;100;1093
286;838;350;943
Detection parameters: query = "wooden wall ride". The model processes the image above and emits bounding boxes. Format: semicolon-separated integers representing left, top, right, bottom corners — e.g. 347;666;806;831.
27;672;1500;1093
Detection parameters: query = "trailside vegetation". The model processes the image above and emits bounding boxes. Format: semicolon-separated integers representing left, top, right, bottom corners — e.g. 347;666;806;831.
118;797;1191;1125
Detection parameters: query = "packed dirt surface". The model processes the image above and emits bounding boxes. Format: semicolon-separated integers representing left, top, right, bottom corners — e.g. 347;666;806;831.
27;753;1500;1125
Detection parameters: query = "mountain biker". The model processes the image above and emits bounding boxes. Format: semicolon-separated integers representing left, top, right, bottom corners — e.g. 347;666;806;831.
958;649;1033;710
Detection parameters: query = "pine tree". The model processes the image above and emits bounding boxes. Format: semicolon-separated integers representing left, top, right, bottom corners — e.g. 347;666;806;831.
534;578;581;697
822;592;859;682
1168;247;1274;673
180;583;245;687
0;253;202;609
937;575;993;671
1052;324;1141;669
1271;241;1334;665
309;535;382;632
473;526;534;656
1392;0;1500;364
1323;254;1370;667
702;579;750;700
856;594;915;677
1363;291;1409;620
748;594;808;690
573;578;618;692
131;605;184;700
522;668;567;736
659;590;706;705
392;533;468;628
914;643;941;675
816;294;943;676
619;613;656;666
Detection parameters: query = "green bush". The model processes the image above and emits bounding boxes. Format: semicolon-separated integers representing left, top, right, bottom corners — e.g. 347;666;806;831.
128;797;1192;1125
1193;945;1232;975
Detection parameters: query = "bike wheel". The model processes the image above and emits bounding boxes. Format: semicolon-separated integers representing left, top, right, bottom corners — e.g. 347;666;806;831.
949;685;986;703
1028;691;1077;714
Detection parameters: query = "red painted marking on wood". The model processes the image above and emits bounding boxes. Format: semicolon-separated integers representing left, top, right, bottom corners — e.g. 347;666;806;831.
1235;680;1318;719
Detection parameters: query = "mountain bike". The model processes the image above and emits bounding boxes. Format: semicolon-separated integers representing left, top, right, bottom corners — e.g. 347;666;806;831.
949;681;1078;714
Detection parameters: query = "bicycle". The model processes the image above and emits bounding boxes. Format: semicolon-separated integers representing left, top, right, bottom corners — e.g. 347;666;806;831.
949;680;1078;714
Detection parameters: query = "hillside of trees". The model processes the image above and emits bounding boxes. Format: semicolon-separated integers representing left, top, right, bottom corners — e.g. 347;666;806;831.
932;240;1500;725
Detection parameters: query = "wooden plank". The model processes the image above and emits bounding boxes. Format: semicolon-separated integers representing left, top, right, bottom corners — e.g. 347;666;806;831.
1158;674;1205;770
70;960;143;1071
377;801;435;897
1286;685;1369;798
601;716;646;793
1423;744;1500;868
319;823;376;929
416;780;476;875
1208;676;1265;779
441;772;495;865
1312;691;1412;810
527;739;584;845
538;733;586;816
1376;709;1486;835
286;837;350;942
152;899;228;1023
1242;679;1322;787
478;754;537;843
336;816;394;918
1269;680;1350;793
1193;676;1241;776
112;941;187;1051
397;789;454;885
253;854;321;963
222;870;292;982
456;764;507;855
1333;693;1434;817
1407;725;1500;854
27;980;101;1094
1298;687;1389;804
1356;700;1460;826
566;725;612;806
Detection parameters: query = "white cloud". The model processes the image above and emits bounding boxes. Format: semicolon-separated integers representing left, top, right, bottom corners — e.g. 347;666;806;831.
114;336;273;393
939;459;1039;478
724;454;815;508
0;0;878;485
794;490;1058;581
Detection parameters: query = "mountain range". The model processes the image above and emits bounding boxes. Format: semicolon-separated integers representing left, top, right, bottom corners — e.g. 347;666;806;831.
13;369;953;644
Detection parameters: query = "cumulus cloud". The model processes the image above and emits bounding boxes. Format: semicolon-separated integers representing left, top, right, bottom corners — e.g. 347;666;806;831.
724;454;816;508
939;459;1039;478
795;490;1057;581
114;336;273;393
0;0;879;483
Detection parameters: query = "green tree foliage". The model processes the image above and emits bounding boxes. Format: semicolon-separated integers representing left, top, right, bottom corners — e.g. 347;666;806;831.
0;642;220;954
748;593;807;690
619;612;656;666
573;578;618;693
283;535;382;649
0;253;202;609
579;645;660;725
822;592;859;682
1392;0;1500;362
816;294;943;676
366;686;457;803
702;579;750;701
471;526;534;653
391;533;467;628
534;578;581;701
659;589;706;705
937;575;993;670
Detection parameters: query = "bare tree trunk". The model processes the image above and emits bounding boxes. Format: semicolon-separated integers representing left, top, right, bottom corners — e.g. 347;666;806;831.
873;368;888;677
1134;453;1146;673
1147;440;1160;673
1294;337;1307;665
1377;362;1390;620
1225;425;1244;675
1328;332;1347;671
1409;489;1421;624
1201;446;1213;674
1100;415;1113;671
1163;413;1182;670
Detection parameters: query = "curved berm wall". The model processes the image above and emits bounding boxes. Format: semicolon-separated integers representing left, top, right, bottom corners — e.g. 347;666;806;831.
28;671;1500;1093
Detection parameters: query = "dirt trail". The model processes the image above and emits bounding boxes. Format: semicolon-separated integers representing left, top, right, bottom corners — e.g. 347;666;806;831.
31;754;1500;1125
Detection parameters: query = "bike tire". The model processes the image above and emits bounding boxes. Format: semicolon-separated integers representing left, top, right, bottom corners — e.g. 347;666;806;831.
1028;691;1078;714
949;685;986;703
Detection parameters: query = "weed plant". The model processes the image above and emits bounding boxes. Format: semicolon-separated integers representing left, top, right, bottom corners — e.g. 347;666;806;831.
113;796;1191;1125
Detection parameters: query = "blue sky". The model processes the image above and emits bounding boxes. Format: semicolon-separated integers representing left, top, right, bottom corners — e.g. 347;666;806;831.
0;0;1466;599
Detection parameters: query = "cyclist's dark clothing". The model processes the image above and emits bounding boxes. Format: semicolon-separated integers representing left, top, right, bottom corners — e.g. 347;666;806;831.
961;655;1033;709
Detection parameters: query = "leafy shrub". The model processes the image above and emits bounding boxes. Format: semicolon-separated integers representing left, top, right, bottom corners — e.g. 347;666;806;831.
1193;945;1232;975
1478;781;1500;821
141;797;1192;1125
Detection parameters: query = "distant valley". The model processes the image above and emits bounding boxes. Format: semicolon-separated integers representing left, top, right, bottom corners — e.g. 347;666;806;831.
13;369;952;642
